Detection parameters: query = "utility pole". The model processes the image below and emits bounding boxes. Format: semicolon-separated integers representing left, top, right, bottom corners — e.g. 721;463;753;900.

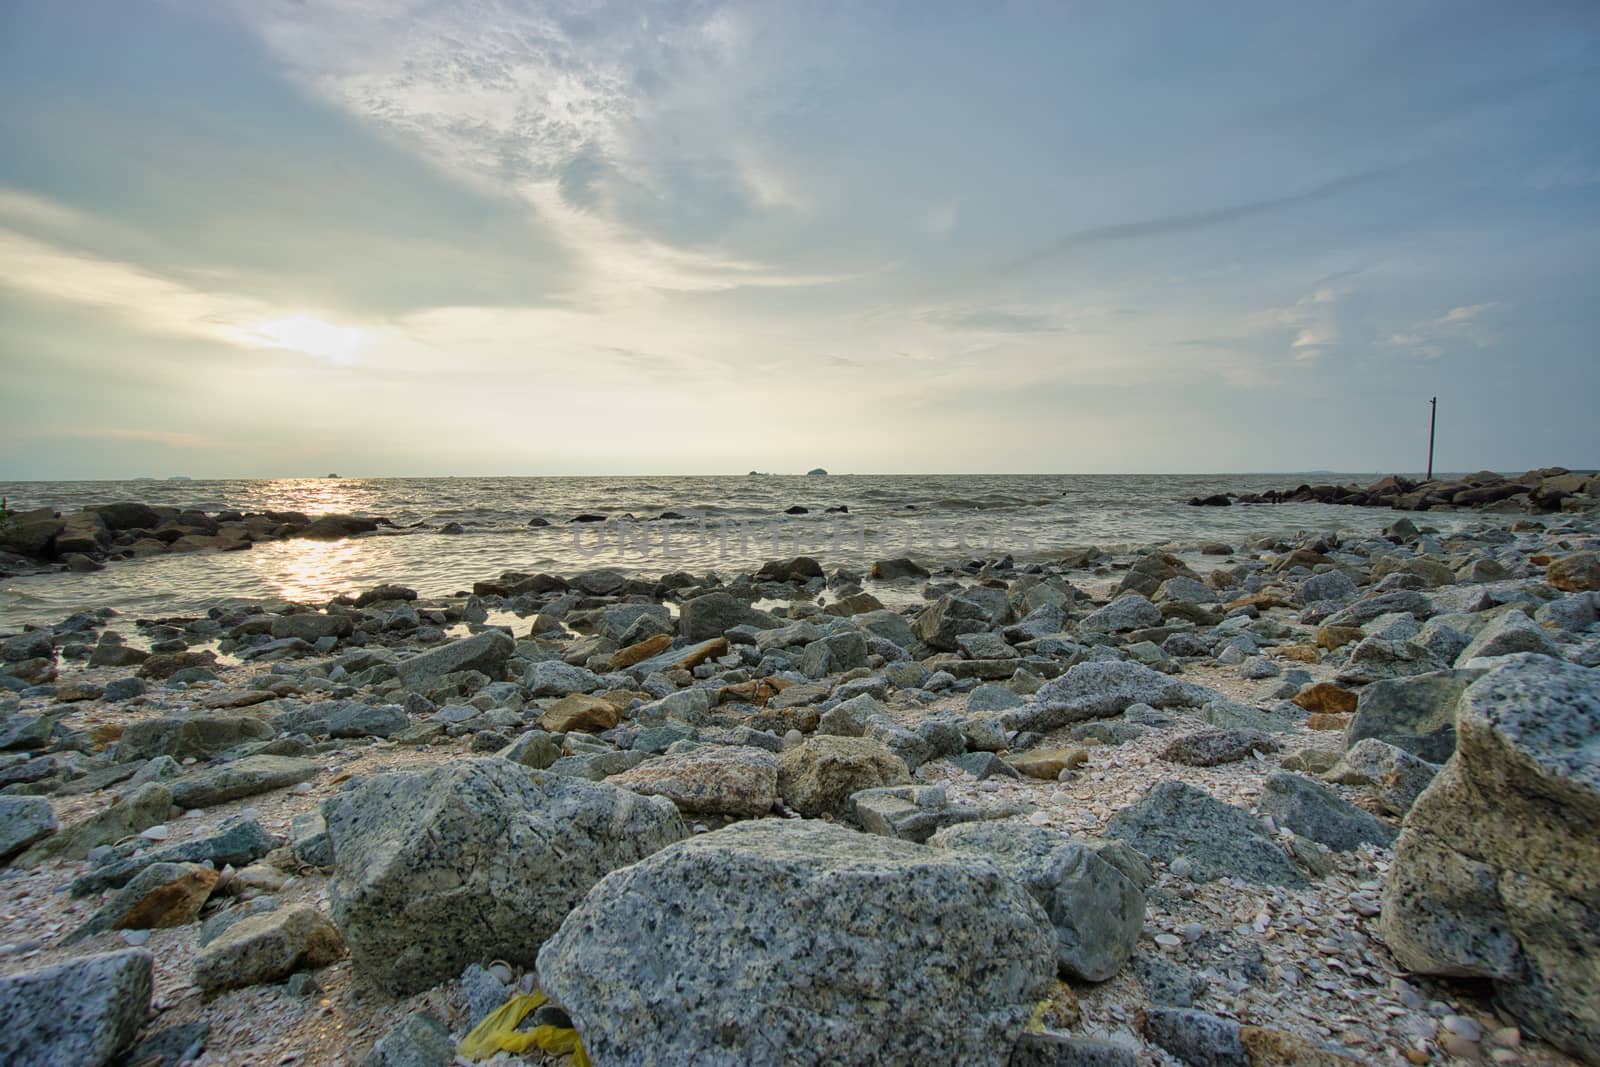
1426;397;1437;481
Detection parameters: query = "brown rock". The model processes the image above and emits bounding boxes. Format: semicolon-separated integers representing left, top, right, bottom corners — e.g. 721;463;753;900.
1306;713;1351;731
192;903;344;993
540;694;621;735
1277;643;1320;663
1316;625;1365;650
675;637;729;670
199;689;275;710
118;865;219;930
1225;592;1290;612
1292;682;1358;715
1241;1025;1364;1065
777;736;908;817
1007;747;1088;780
1547;552;1600;593
611;634;673;669
717;679;781;706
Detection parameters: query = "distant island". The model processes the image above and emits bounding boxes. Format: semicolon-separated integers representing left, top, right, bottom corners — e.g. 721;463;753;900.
806;468;828;477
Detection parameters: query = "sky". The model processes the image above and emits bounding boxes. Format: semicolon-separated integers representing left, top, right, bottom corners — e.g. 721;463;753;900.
1;0;1597;479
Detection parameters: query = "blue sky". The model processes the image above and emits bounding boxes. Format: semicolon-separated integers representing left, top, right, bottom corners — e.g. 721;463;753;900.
1;0;1596;478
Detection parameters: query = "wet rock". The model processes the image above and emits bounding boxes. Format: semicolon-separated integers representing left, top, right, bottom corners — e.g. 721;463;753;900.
1380;657;1600;1063
932;822;1143;982
777;735;909;817
193;903;344;994
537;819;1054;1067
0;948;152;1067
607;745;778;818
1259;771;1396;851
325;758;685;995
1105;781;1304;886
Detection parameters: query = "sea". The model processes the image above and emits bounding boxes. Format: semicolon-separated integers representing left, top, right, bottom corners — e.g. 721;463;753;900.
0;473;1492;631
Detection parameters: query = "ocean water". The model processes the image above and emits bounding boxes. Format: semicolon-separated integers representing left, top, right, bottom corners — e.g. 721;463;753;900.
0;473;1485;630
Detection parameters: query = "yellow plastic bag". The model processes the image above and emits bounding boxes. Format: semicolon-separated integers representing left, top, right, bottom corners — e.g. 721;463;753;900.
457;991;592;1066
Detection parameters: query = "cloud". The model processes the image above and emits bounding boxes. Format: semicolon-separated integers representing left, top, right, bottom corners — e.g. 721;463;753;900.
224;0;835;299
1266;286;1346;362
986;168;1392;279
1388;302;1499;358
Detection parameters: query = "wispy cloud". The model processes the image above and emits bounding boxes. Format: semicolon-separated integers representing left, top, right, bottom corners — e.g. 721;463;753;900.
1387;302;1498;358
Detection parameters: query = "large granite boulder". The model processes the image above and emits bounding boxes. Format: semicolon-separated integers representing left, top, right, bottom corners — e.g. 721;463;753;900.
325;758;685;994
1378;657;1600;1064
537;819;1055;1066
1105;781;1304;886
0;948;152;1066
931;822;1144;982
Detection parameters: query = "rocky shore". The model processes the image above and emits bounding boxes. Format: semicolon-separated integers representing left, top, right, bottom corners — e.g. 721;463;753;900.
1;508;1598;1066
1188;467;1596;514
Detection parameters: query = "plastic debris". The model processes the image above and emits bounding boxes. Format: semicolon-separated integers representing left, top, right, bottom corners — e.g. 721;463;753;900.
457;991;591;1066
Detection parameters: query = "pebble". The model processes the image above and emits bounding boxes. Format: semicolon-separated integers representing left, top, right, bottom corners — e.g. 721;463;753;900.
121;929;150;945
140;824;170;841
1169;857;1193;879
1441;1016;1482;1041
1439;1032;1480;1057
1154;933;1182;949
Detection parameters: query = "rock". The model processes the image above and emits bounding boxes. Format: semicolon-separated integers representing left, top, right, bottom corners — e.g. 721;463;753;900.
1155;577;1218;605
1141;1007;1248;1067
1335;636;1446;684
914;593;1001;651
325;758;685;994
525;660;602;696
1017;661;1217;731
66;862;218;943
0;712;56;751
1454;610;1560;664
629;637;730;675
1546;551;1600;592
611;633;672;668
1297;570;1358;605
0;795;58;862
193;903;344;994
932;822;1143;982
168;755;322;809
870;557;929;580
1239;1025;1364;1065
1379;657;1600;1062
1010;1033;1138;1067
754;556;824;582
1077;595;1162;633
114;716;275;762
364;1012;456;1067
849;784;1003;841
678;592;779;640
777;735;909;817
1259;771;1397;851
1291;682;1357;714
608;746;778;818
21;783;171;864
1325;739;1441;816
269;612;354;641
1007;747;1087;780
298;514;379;539
1160;729;1278;767
396;630;513;690
853;609;918;650
799;631;868;677
1105;781;1304;886
968;684;1025;712
539;694;620;734
536;819;1054;1067
0;948;152;1067
955;631;1017;659
1344;669;1478;763
70;817;278;896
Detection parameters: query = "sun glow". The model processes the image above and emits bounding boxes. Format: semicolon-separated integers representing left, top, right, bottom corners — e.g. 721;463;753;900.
253;315;363;360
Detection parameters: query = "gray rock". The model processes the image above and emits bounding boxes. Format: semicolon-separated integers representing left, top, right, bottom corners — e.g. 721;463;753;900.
114;716;276;762
363;1012;455;1067
1105;781;1304;886
536;819;1055;1067
290;812;333;867
0;795;57;862
1010;1033;1138;1067
1344;669;1480;763
102;677;146;702
1077;595;1162;633
1014;661;1217;732
70;817;278;896
168;755;321;809
956;631;1018;659
396;630;514;691
678;592;779;640
849;784;1000;842
1380;657;1600;1063
193;903;344;993
1160;729;1278;767
932;822;1143;981
1259;771;1396;851
1324;738;1441;816
1334;637;1446;684
852;609;918;650
0;948;152;1067
1297;570;1358;605
1454;609;1560;665
325;758;685;994
270;612;354;642
1141;1008;1247;1067
1155;577;1218;605
1322;590;1433;627
799;631;868;677
815;693;883;736
65;862;218;944
914;592;1005;651
21;782;171;864
606;745;778;818
524;660;602;697
0;712;57;751
967;684;1025;712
